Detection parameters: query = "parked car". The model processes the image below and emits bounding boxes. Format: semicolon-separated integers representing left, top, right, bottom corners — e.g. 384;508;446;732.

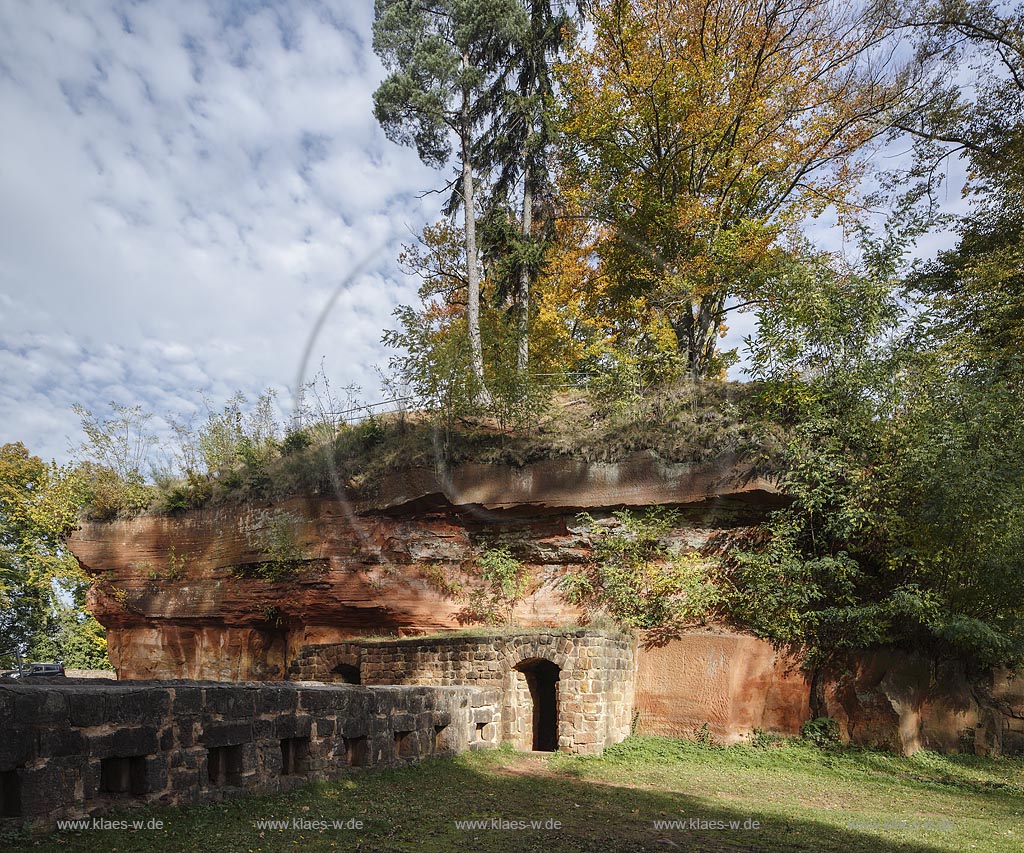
14;662;66;679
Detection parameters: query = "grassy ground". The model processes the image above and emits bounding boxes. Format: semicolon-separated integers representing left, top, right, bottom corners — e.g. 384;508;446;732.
7;736;1022;853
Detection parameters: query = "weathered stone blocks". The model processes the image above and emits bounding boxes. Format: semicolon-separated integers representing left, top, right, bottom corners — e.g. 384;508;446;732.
290;629;636;755
0;679;497;833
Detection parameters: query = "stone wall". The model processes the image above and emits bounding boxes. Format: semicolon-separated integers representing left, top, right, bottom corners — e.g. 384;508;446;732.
288;629;637;755
0;680;499;832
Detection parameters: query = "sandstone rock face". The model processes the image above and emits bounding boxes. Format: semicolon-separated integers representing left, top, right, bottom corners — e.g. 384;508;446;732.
369;451;780;511
65;454;1024;757
69;454;777;681
821;652;1024;757
634;630;811;743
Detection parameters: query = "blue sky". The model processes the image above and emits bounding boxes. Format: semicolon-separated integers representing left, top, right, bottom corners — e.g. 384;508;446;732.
0;0;970;466
0;0;442;462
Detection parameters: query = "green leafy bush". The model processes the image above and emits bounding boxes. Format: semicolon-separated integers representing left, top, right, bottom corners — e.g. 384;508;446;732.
801;717;840;748
461;547;530;625
562;509;722;632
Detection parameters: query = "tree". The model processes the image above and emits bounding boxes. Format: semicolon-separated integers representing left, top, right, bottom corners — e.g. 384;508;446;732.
1;444;62;662
732;231;1024;670
384;219;550;437
373;0;529;401
703;0;1024;664
888;0;1024;375
0;442;109;670
478;0;571;371
31;605;111;670
885;0;1023;191
558;0;910;378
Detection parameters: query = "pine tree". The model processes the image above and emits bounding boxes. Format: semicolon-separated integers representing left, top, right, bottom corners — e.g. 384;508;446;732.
478;1;570;372
372;0;528;402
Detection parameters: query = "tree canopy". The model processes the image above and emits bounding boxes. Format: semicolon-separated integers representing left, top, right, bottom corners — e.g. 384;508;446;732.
0;443;110;670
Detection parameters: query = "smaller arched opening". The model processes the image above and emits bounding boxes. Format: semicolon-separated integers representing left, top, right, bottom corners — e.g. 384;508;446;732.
514;658;560;751
331;663;361;685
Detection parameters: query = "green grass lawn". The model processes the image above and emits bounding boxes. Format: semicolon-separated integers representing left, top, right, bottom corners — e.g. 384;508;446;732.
7;736;1023;852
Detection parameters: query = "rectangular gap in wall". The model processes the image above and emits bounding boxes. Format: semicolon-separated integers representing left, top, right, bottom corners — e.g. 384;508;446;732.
0;769;21;818
207;745;244;787
100;756;130;794
280;737;310;775
344;735;368;768
433;725;448;753
394;730;413;759
475;721;487;740
99;756;148;795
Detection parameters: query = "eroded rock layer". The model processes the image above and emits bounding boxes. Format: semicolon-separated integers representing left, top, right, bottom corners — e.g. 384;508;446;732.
69;454;779;680
65;453;1024;756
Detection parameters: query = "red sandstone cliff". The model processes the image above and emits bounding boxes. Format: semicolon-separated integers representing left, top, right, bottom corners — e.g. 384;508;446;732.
66;453;1024;756
69;452;781;681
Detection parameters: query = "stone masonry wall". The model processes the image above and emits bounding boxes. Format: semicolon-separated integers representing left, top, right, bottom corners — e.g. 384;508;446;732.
288;629;637;755
0;680;499;832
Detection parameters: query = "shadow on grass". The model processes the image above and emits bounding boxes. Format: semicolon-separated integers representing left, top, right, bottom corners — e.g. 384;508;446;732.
5;750;985;853
816;746;1024;792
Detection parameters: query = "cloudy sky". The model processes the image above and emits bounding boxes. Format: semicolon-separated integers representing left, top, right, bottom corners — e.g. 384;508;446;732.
0;0;967;466
0;0;447;463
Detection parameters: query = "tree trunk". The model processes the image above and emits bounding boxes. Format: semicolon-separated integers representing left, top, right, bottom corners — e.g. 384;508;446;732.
670;294;723;379
517;170;532;373
669;307;698;378
460;71;490;405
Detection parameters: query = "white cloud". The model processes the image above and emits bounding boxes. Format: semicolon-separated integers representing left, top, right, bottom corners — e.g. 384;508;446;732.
0;0;442;462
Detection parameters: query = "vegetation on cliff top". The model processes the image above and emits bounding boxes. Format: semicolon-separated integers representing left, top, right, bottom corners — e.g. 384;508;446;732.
66;377;773;520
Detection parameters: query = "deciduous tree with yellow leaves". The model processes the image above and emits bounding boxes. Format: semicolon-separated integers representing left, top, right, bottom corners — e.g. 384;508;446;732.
558;0;911;378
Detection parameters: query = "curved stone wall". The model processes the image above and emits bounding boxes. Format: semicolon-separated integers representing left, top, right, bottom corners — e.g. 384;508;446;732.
288;630;637;755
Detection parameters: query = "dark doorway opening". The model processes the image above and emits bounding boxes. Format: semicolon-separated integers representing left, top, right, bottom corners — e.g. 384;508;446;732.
516;659;560;751
332;663;361;684
1;769;21;817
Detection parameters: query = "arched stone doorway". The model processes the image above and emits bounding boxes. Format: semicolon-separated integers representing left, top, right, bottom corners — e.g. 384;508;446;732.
331;663;361;684
513;658;560;751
